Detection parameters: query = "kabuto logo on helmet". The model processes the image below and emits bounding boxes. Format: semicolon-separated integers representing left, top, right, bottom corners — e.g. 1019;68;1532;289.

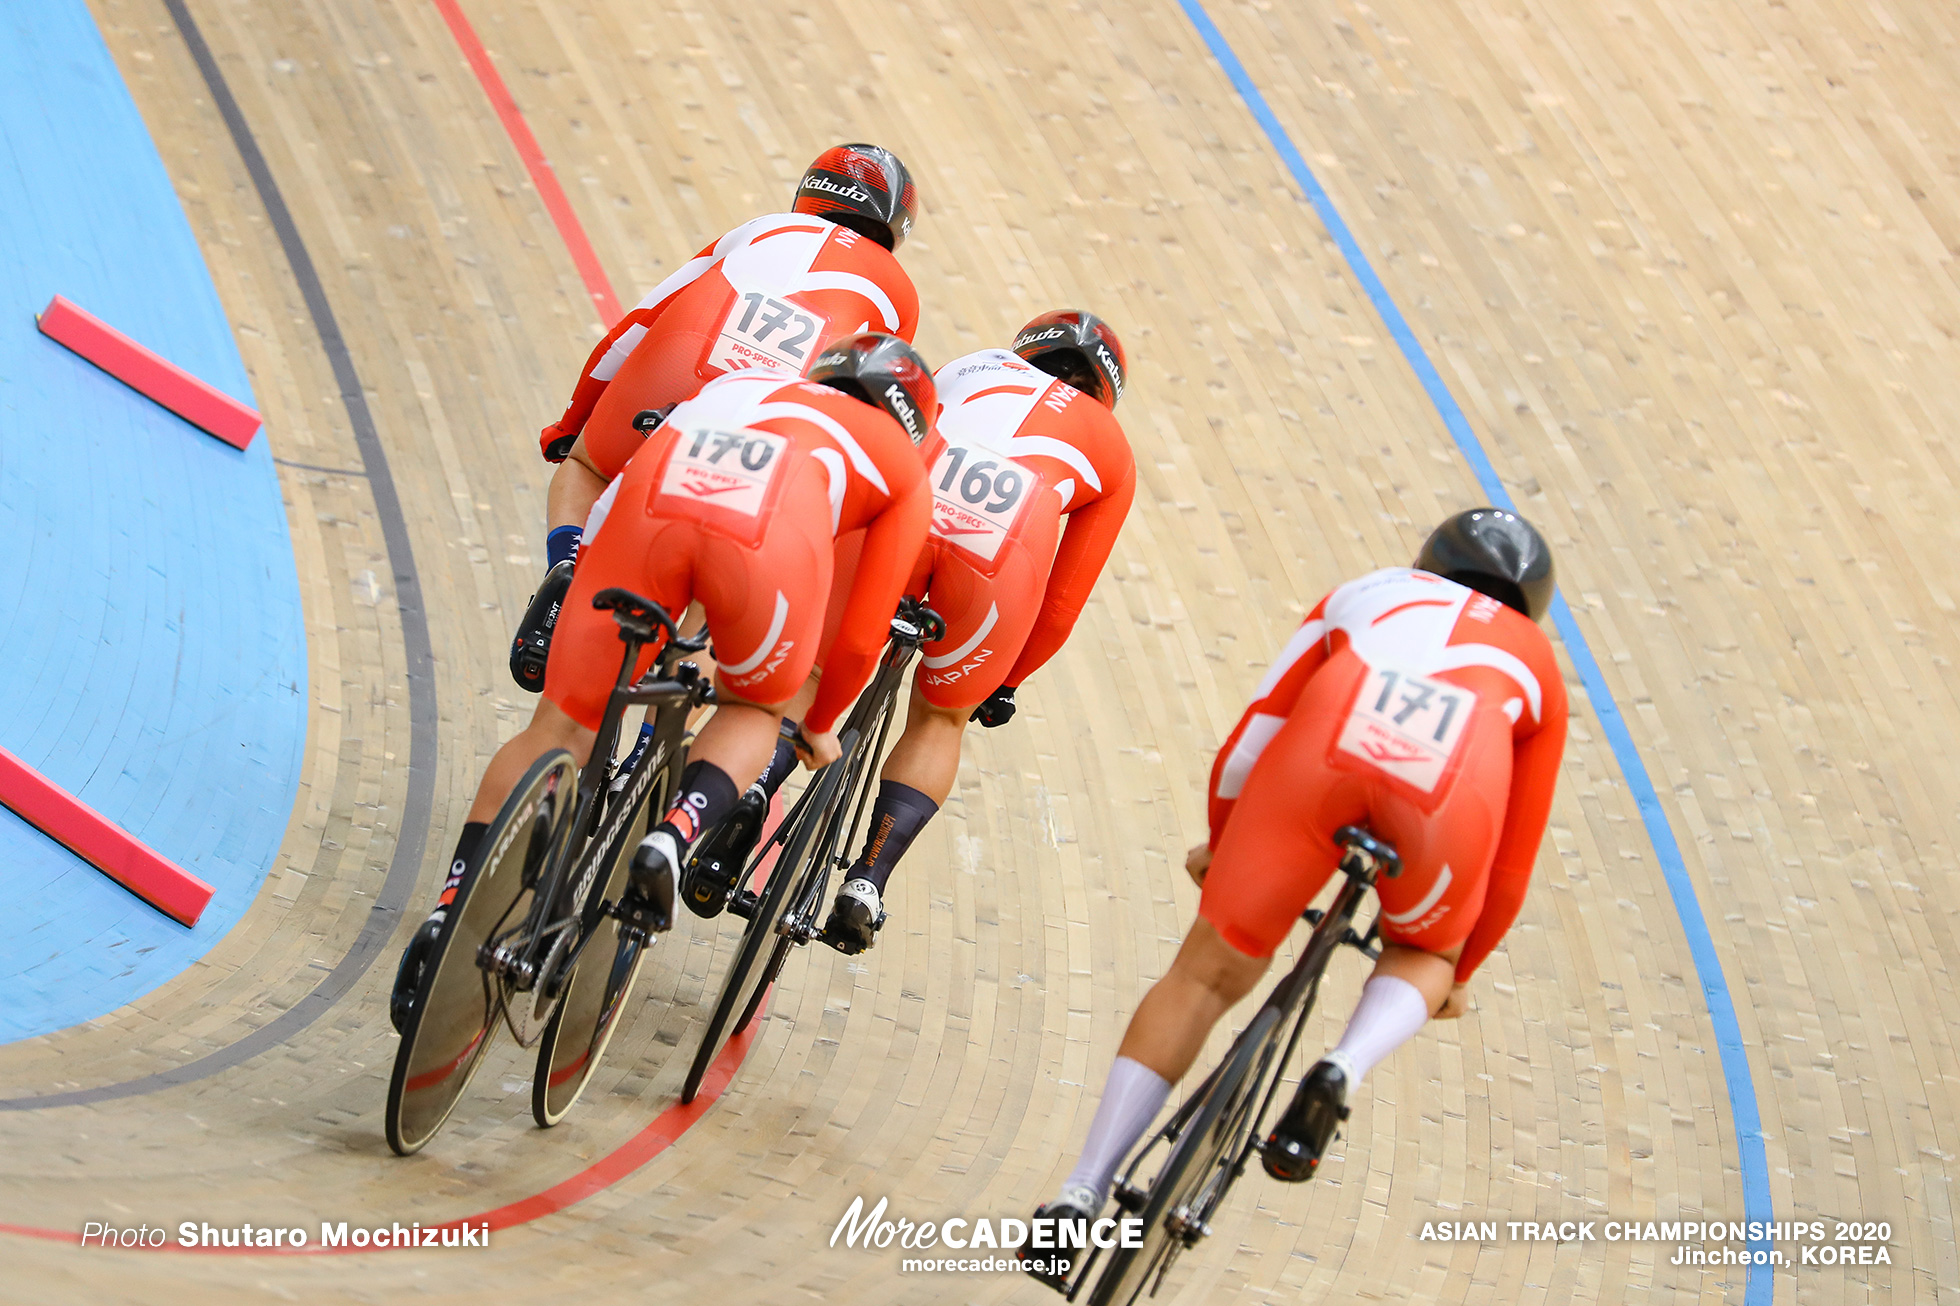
807;332;936;447
883;383;922;440
1094;343;1125;401
792;143;920;250
1012;309;1127;409
802;174;875;204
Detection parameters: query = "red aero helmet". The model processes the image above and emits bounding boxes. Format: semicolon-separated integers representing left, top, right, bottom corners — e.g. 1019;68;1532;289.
1011;310;1127;409
793;144;919;250
806;331;937;446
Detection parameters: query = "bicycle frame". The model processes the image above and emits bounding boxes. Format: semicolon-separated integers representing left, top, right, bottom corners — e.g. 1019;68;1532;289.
774;596;940;944
1067;827;1398;1302
479;594;712;1022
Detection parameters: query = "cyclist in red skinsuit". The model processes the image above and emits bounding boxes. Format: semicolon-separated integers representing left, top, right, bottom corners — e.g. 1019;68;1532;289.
540;144;919;526
390;335;932;1030
508;145;920;694
1024;510;1566;1261
806;313;1137;954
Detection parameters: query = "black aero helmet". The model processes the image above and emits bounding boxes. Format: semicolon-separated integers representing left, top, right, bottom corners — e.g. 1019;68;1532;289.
792;144;919;251
1415;508;1556;623
806;331;937;445
1011;309;1127;409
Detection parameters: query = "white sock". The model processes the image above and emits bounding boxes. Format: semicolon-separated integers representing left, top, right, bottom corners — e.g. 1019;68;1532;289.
1329;975;1432;1086
1063;1057;1171;1207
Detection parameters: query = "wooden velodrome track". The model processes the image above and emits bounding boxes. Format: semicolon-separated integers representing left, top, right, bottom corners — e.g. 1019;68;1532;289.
4;0;1955;1300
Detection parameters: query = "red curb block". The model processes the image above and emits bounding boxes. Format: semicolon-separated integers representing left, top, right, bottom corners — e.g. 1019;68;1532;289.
36;295;261;449
0;745;214;926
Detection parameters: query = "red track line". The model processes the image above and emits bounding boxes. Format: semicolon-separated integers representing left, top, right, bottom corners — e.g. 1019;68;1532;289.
0;1002;764;1255
429;0;622;325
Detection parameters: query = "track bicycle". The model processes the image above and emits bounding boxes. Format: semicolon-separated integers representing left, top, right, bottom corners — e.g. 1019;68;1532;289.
386;589;714;1155
678;595;944;1104
1058;825;1401;1304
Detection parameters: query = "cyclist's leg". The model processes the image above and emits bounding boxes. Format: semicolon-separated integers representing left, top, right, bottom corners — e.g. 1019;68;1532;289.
852;536;1046;881
394;474;688;1014
822;537;1049;950
1046;708;1361;1213
1326;707;1512;1070
1263;705;1511;1177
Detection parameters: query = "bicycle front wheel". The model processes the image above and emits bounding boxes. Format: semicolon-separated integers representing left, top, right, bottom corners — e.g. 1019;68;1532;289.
532;761;666;1127
679;760;844;1105
1085;1005;1283;1306
386;750;577;1155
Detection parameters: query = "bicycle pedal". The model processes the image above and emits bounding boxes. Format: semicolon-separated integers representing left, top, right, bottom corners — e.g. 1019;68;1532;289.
817;921;867;956
1113;1183;1148;1213
1302;907;1325;925
728;888;758;920
608;891;670;936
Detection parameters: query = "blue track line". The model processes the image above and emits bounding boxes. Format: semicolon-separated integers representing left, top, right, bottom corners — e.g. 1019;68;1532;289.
1176;1;1774;1297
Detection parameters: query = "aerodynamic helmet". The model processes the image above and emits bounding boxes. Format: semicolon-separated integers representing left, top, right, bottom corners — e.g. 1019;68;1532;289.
1011;309;1126;409
806;331;936;445
792;144;919;250
1415;507;1556;623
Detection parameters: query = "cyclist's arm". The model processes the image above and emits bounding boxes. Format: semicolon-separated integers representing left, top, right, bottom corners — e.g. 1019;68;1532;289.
543;236;726;448
806;473;931;734
1001;459;1135;688
1454;677;1568;981
1205;602;1333;847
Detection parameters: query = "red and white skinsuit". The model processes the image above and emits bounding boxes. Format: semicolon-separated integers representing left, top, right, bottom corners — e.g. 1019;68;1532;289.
544;372;929;736
1202;568;1568;976
877;348;1136;707
541;213;919;472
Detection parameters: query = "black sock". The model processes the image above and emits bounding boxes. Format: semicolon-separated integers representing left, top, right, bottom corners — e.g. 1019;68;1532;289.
850;782;939;894
751;735;799;800
433;821;488;919
656;760;739;852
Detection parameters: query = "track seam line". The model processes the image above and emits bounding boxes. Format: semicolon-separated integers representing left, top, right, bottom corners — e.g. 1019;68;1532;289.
1174;2;1775;1298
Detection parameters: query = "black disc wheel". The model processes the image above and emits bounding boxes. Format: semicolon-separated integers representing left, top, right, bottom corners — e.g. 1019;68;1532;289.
385;750;577;1156
532;767;666;1127
678;760;844;1105
1085;1006;1282;1305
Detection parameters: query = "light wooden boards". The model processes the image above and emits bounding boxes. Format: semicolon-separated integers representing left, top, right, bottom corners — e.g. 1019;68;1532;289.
3;0;1951;1301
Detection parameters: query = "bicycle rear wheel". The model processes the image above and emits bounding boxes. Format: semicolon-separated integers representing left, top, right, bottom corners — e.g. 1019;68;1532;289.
1085;1005;1282;1305
386;750;577;1155
679;759;845;1104
531;763;667;1127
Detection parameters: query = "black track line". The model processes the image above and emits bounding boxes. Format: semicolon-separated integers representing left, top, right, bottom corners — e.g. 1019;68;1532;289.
1;0;436;1110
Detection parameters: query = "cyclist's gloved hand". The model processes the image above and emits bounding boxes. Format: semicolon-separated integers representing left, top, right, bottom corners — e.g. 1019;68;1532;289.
632;405;677;434
970;685;1017;728
540;421;576;463
510;558;576;692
